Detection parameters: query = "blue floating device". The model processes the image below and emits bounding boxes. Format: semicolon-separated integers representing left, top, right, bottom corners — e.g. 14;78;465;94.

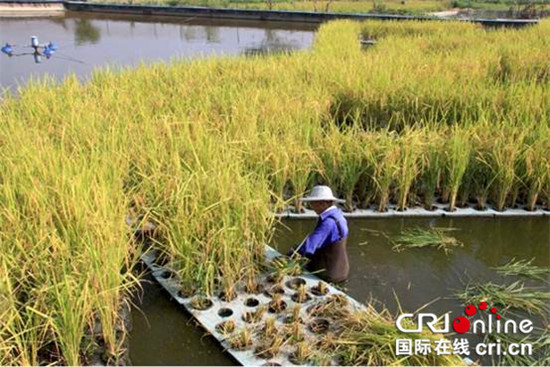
47;42;59;51
1;43;13;55
44;47;55;58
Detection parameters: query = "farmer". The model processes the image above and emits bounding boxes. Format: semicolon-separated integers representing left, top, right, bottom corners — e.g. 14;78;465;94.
287;185;350;283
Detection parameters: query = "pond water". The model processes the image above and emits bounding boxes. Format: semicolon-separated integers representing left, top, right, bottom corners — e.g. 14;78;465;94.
273;217;549;315
0;12;316;91
274;217;550;363
131;274;237;365
130;217;549;365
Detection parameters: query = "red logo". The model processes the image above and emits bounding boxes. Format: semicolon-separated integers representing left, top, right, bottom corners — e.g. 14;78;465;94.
452;303;500;333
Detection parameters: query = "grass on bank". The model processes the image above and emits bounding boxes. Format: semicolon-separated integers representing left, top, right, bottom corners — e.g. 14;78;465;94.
1;19;549;364
90;0;549;16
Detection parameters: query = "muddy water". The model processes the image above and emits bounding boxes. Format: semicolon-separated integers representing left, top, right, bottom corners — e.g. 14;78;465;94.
130;274;237;365
0;12;316;91
130;217;548;365
273;217;550;362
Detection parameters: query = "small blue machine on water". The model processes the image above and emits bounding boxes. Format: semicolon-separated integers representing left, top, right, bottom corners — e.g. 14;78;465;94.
1;36;59;63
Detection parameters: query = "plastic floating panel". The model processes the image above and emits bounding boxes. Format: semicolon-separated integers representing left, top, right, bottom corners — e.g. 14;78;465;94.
141;245;364;366
276;204;548;219
142;246;475;366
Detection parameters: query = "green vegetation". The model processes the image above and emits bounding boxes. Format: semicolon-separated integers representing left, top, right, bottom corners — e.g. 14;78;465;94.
391;227;463;254
1;18;549;364
0;78;138;364
493;258;550;282
457;278;550;365
91;0;548;16
484;331;550;366
456;281;550;319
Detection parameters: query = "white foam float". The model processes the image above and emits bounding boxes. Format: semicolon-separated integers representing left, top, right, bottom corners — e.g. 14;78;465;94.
276;205;548;219
141;246;367;366
142;246;478;366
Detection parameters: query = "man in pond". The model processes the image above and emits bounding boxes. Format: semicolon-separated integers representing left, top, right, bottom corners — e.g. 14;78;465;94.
287;185;350;283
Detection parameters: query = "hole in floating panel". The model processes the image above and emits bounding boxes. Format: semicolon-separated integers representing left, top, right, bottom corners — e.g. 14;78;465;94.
244;297;259;307
160;270;177;279
310;285;329;297
268;299;287;314
285;277;306;290
291;292;312;304
308;318;330;334
190;296;213;311
218;308;233;318
264;285;285;298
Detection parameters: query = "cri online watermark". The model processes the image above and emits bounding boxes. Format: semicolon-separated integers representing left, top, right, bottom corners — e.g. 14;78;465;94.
394;302;534;357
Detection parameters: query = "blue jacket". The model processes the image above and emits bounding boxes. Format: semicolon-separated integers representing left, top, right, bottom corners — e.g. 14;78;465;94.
297;206;349;258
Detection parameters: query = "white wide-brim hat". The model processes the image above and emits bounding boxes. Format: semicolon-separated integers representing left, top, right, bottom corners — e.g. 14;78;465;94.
300;185;345;203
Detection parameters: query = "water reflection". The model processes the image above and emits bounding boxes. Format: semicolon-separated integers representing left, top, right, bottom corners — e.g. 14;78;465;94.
0;14;316;90
205;26;220;43
243;28;302;56
74;18;101;45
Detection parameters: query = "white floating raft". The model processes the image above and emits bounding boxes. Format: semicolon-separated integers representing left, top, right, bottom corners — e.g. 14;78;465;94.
277;204;548;219
141;245;365;366
142;246;477;366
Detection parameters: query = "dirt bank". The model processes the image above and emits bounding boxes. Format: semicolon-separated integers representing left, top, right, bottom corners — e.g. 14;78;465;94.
0;3;64;17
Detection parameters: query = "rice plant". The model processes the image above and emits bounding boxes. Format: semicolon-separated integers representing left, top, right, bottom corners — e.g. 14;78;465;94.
227;328;253;350
268;294;287;313
255;334;285;360
521;128;550;211
290;342;313;365
216;320;236;335
418;131;445;210
444;129;472;211
263;317;277;338
242;305;267;324
391;227;463;254
394;130;423;211
268;255;306;277
478;127;525;211
492;258;550;283
484;331;550;366
318;125;367;212
318;302;465;365
367;132;400;212
456;281;550;319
